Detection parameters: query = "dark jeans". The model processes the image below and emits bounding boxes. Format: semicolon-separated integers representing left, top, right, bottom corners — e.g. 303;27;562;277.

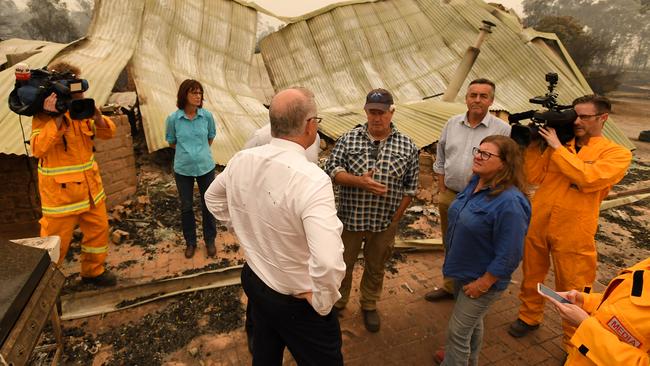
241;264;343;366
174;169;216;247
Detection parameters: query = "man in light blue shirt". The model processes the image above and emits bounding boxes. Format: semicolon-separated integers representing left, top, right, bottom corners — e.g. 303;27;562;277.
426;78;511;301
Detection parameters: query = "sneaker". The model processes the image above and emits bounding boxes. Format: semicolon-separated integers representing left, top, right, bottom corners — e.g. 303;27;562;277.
508;318;540;338
424;288;454;302
185;245;196;259
206;242;216;258
434;349;445;364
81;270;117;287
362;309;380;333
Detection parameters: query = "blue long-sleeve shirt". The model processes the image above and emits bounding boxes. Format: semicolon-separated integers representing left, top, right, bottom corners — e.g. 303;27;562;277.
443;175;531;290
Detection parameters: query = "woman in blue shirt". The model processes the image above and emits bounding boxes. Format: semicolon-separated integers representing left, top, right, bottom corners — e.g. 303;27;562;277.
165;79;217;259
436;135;531;366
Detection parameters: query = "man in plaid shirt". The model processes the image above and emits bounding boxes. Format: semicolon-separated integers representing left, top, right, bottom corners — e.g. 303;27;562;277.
324;88;419;332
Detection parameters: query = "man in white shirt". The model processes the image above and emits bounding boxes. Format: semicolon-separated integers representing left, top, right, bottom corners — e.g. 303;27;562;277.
244;122;321;164
426;79;511;302
205;87;346;365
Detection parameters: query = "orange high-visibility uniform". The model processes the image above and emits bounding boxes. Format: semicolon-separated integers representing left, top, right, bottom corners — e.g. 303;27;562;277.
30;111;115;277
565;258;650;365
517;136;632;346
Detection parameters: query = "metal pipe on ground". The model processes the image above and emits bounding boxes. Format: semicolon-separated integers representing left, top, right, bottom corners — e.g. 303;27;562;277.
60;265;243;320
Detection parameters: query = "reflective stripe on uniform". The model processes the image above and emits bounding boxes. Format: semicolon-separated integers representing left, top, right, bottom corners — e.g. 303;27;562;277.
41;199;90;215
38;155;95;176
93;189;106;204
31;128;42;138
81;245;108;254
41;190;106;215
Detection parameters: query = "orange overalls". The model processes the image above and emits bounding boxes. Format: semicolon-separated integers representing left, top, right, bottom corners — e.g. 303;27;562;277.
565;258;650;365
517;137;632;347
30;111;115;277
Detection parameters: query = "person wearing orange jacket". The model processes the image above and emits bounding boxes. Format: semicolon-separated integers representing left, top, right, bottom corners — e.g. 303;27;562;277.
508;95;632;347
541;258;650;365
30;62;117;286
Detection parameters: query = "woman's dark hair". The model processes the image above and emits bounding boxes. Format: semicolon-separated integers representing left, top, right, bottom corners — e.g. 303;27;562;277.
176;79;204;109
480;135;528;197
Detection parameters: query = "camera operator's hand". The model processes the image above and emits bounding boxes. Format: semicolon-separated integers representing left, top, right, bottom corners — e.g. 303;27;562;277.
43;93;64;129
92;107;108;128
538;126;562;149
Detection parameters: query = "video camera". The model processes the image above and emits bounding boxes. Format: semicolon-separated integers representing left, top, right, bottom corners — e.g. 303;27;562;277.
8;63;96;120
508;72;577;147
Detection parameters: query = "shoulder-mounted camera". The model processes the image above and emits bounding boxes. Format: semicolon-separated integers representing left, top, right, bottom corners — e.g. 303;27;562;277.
8;64;96;120
508;72;577;147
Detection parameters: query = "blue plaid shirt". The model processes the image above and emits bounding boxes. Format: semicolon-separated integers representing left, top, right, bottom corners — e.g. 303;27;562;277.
324;123;419;232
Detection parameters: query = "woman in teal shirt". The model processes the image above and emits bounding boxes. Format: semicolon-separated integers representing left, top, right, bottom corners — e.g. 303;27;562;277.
165;79;217;259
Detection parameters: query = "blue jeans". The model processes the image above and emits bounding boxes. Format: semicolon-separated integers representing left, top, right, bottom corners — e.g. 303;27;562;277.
441;280;504;366
174;169;216;247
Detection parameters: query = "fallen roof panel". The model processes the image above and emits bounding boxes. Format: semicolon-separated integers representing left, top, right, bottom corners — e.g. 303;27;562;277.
130;0;269;164
259;0;634;150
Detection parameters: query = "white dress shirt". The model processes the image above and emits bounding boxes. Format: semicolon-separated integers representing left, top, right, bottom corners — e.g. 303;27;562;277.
243;123;321;164
205;138;345;315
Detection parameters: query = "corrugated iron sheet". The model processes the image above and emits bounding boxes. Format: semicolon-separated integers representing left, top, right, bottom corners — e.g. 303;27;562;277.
259;0;635;150
129;0;268;164
249;53;275;105
0;0;270;164
0;0;144;156
0;0;635;159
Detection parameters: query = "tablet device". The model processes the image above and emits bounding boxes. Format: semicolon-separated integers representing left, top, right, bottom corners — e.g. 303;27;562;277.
537;283;571;304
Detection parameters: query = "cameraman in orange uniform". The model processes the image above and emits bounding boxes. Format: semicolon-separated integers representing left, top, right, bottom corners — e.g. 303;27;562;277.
509;95;632;348
30;62;117;286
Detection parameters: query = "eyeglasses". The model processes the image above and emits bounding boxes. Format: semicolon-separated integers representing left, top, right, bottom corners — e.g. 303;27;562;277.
472;147;500;160
306;116;322;124
576;113;603;121
189;91;203;96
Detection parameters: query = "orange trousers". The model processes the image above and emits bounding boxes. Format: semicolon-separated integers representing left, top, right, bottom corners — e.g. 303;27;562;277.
517;211;597;349
39;200;109;278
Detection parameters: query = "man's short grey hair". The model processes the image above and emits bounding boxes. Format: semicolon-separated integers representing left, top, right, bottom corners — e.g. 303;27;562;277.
269;87;316;138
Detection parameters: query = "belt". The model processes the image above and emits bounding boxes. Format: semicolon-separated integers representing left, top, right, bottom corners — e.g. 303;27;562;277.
242;263;305;305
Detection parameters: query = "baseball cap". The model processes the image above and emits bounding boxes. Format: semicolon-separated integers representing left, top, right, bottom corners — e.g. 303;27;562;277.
364;88;393;111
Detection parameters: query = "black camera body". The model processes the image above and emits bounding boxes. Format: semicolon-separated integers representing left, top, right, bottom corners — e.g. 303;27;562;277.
509;72;576;147
9;68;96;120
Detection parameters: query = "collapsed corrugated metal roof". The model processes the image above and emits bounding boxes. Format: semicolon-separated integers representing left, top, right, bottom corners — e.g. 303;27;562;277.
0;0;145;156
259;0;634;149
0;0;270;163
128;0;269;164
0;0;635;159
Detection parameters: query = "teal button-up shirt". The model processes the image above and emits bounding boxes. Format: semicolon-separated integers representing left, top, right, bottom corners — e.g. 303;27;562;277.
165;108;216;177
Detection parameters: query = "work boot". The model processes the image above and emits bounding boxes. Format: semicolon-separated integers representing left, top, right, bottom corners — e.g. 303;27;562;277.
362;309;380;332
185;245;196;259
434;349;445;364
206;241;216;258
508;318;540;338
424;288;454;302
81;270;117;287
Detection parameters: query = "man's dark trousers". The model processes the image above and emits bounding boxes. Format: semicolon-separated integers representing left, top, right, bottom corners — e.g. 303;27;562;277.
241;264;343;366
